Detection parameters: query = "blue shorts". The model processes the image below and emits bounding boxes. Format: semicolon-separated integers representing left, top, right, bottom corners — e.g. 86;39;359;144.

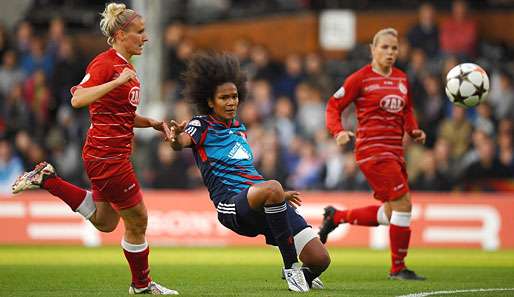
216;187;310;246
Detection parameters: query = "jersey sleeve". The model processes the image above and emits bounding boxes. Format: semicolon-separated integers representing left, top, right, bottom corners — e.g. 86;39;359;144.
403;80;419;133
325;72;361;137
184;117;208;146
70;59;113;95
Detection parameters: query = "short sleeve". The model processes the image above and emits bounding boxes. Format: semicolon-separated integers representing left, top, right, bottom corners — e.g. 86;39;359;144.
184;117;208;145
70;59;113;95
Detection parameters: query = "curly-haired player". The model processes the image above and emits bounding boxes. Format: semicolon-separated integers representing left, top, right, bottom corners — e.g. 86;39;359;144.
168;52;330;292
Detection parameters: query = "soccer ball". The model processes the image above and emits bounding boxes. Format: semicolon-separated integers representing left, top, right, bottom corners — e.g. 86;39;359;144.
445;63;490;108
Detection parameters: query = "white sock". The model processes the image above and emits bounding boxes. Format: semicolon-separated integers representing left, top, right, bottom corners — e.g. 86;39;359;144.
390;211;411;227
377;205;390;225
75;191;96;219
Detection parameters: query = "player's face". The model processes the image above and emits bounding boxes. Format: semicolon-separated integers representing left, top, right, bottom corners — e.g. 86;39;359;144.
209;82;239;122
371;34;399;70
122;17;148;56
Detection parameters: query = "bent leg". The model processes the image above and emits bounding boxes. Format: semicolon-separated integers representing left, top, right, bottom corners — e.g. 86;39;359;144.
247;180;298;269
89;201;120;232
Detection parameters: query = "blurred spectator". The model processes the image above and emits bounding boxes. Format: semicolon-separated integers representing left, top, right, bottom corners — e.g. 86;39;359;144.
438;106;472;160
268;96;296;147
497;119;514;172
2;84;30;134
473;102;496;137
488;70;514;120
418;74;445;147
338;152;368;191
14;21;32;57
0;50;25;98
407;2;440;59
295;82;325;138
0;23;9;59
255;131;289;186
412;149;452;191
247;44;281;81
440;0;477;58
46;17;66;57
304;53;332;99
319;142;344;190
459;134;511;189
0;137;24;195
166;38;194;82
151;142;192;188
23;69;52;139
50;37;85;119
250;79;274;118
287;139;322;190
20;37;54;77
164;22;185;81
232;37;252;71
274;53;304;99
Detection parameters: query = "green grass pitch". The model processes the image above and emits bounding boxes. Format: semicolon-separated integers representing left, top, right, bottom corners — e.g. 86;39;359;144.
0;246;513;296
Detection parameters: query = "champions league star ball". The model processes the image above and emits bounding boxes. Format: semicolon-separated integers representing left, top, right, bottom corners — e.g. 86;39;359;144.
445;63;490;108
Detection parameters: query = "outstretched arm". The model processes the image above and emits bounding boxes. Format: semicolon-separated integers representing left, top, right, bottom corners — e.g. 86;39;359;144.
134;114;172;141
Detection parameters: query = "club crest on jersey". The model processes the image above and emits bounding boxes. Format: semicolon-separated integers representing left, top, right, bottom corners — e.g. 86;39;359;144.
188;120;201;127
228;142;251;160
333;86;345;99
380;95;405;113
398;82;407;94
128;86;141;106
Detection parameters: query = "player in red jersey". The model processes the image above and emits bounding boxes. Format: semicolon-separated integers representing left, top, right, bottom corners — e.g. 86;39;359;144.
11;3;178;295
319;28;426;280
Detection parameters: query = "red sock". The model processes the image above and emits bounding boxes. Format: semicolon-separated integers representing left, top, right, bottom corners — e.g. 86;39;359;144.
334;205;380;226
42;176;87;210
123;246;151;288
389;224;411;273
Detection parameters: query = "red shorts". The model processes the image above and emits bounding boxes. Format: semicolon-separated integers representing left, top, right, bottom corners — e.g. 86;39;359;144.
358;156;409;202
84;159;143;210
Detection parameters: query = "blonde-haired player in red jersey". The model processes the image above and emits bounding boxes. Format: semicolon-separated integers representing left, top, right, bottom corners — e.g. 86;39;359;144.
11;2;178;295
319;28;426;280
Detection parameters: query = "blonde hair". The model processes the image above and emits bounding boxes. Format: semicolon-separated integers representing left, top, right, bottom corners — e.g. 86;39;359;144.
99;2;139;46
371;28;398;47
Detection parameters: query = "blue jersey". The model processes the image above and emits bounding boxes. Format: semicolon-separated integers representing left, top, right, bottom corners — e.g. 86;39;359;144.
184;115;264;205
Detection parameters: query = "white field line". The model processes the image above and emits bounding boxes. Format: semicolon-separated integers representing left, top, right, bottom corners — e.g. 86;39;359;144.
397;288;514;297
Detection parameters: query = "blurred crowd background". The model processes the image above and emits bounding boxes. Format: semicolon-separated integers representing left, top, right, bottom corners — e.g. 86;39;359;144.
1;0;513;195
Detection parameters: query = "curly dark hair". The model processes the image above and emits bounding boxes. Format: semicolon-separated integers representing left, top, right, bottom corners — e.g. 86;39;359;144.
182;51;248;115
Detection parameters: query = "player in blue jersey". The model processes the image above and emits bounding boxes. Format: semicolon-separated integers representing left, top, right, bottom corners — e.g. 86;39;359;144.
168;52;330;292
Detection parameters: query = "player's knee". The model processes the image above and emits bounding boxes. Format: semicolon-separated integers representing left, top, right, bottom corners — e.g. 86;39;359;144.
94;219;119;233
261;180;284;204
304;250;331;272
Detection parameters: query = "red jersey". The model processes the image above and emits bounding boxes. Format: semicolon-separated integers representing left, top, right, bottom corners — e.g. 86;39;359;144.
71;48;140;161
326;64;418;162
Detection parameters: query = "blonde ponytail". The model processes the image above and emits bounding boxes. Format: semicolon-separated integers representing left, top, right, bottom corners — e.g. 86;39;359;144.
99;2;139;45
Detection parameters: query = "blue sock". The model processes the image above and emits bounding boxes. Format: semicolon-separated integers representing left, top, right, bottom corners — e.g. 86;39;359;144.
264;201;297;269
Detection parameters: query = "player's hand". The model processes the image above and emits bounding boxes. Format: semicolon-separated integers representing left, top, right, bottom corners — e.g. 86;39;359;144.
409;129;426;144
168;120;187;145
150;120;172;141
170;120;187;134
335;130;355;147
115;68;137;85
285;191;302;208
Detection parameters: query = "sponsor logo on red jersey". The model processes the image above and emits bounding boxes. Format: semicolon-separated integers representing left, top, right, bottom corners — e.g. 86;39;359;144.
379;95;405;113
128;86;141;106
